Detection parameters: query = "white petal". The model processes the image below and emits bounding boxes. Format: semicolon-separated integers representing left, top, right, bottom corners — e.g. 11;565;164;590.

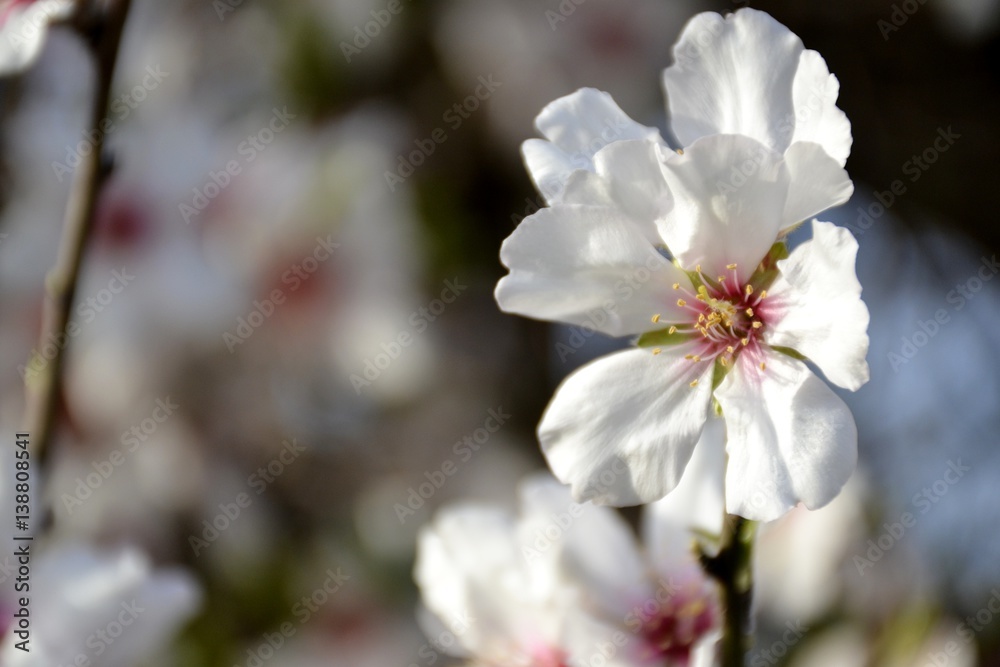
518;474;648;620
0;0;74;75
656;134;788;282
414;505;523;656
790;49;853;166
496;205;690;336
662;9;803;155
540;346;714;507
560;140;675;246
764;220;870;391
782;142;854;229
523;88;663;201
663;9;851;165
643;416;727;565
717;349;858;522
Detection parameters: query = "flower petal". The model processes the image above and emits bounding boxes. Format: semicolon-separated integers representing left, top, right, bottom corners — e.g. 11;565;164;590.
717;348;858;522
540;346;714;507
560;140;675;246
763;220;870;391
656;134;788;282
782;142;854;229
790;49;853;167
0;0;75;76
523;88;663;202
496;205;690;336
662;9;802;155
643;416;726;565
414;504;529;657
662;9;851;165
518;474;648;620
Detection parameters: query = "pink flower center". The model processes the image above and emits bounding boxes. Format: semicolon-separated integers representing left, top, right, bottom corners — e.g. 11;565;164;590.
651;262;776;381
636;580;718;664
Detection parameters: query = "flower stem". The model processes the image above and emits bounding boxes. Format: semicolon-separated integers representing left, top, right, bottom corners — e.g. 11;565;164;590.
20;0;133;476
701;514;757;666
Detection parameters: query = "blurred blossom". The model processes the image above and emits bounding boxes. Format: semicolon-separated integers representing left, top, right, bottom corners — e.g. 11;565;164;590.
0;544;201;667
415;474;719;666
0;0;75;76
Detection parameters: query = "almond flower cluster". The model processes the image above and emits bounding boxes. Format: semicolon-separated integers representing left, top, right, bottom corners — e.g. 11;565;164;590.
496;8;870;522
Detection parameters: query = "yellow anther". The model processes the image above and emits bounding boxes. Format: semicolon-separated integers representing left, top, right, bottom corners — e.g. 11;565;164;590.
720;357;729;367
672;282;680;290
759;362;767;371
676;148;684;155
759;290;767;299
717;276;726;283
695;264;702;273
726;345;734;354
692;355;701;362
652;314;661;323
745;284;754;296
741;338;749;346
726;263;738;270
677;299;687;307
684;354;694;360
652;348;662;355
668;326;677;334
689;379;699;387
745;307;754;317
751;321;762;329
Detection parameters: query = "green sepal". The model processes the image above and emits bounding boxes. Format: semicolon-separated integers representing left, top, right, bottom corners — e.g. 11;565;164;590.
636;327;694;348
748;241;789;293
770;345;808;362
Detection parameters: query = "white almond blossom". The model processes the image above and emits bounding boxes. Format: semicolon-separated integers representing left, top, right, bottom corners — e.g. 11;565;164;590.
0;544;201;666
0;0;75;75
414;474;720;666
496;9;869;522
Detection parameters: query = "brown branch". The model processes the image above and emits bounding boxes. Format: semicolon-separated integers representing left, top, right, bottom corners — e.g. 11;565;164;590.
20;0;133;476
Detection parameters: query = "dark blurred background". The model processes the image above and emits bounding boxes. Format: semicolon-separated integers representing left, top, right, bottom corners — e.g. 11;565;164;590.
1;0;998;665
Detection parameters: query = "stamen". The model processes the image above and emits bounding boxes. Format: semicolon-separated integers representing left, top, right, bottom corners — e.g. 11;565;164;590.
651;314;661;323
759;362;766;371
741;338;749;346
725;263;737;270
689;379;699;387
751;321;762;329
745;284;754;296
652;348;662;355
668;326;677;334
720;357;728;367
676;299;687;307
745;307;754;317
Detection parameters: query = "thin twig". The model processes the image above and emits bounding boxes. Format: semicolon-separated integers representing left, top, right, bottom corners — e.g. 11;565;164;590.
20;0;133;475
